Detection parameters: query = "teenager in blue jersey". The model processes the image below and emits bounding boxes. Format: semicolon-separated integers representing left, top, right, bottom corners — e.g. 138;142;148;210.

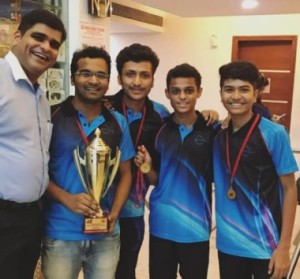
214;60;298;279
135;63;219;279
106;44;219;279
41;46;135;279
106;43;170;279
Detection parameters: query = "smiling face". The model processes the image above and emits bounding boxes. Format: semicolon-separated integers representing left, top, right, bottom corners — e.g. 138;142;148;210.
71;57;109;104
12;23;63;84
118;61;154;103
221;78;258;122
165;77;201;117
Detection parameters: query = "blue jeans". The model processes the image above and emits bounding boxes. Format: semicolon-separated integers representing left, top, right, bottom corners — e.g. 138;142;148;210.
41;235;120;279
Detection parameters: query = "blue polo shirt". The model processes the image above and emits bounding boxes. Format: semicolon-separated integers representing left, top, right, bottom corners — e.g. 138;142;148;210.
149;112;217;243
108;90;170;217
43;96;135;240
214;114;299;259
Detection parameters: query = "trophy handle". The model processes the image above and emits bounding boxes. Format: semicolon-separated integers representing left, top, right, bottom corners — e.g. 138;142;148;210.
102;147;121;197
73;147;91;195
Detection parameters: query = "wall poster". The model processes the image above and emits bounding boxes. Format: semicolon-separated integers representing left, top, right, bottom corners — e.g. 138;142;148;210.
80;21;107;49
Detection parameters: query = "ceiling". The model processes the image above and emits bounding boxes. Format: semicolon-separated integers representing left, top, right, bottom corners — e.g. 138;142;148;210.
1;0;299;19
131;0;300;17
110;0;300;33
1;0;298;33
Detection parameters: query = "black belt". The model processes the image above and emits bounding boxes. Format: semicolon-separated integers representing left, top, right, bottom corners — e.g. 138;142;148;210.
0;198;39;209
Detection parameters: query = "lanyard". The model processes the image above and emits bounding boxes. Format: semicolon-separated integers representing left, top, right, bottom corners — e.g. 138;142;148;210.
76;118;89;146
225;114;259;199
122;102;146;146
122;102;147;207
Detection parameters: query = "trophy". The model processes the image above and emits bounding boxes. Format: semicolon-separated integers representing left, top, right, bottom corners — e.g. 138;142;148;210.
73;128;121;233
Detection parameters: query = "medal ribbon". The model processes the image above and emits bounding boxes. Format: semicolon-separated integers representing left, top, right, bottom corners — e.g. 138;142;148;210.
122;102;147;207
226;114;260;195
76;118;89;146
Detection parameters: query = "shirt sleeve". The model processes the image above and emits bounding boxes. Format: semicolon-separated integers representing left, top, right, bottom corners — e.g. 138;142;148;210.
115;112;136;162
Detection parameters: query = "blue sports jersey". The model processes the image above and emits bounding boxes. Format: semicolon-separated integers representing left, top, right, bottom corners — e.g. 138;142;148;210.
149;112;216;243
43;96;135;241
107;90;170;217
213;114;299;259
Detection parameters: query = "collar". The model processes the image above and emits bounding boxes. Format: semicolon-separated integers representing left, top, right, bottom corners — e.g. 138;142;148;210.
5;51;30;82
109;89;155;117
56;96;113;121
168;111;207;130
228;113;261;136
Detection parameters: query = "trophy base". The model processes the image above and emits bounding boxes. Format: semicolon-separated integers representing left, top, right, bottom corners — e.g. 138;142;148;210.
84;215;108;233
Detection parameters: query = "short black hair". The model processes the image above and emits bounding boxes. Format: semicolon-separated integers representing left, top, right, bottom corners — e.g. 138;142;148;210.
256;73;269;91
116;43;159;75
70;46;111;76
166;63;202;89
219;61;260;88
18;9;67;43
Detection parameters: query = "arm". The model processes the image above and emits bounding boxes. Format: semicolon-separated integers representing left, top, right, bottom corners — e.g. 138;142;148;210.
221;114;231;129
201;109;219;126
107;159;132;233
46;181;99;216
135;145;158;185
102;97;114;110
268;173;297;278
271;113;286;123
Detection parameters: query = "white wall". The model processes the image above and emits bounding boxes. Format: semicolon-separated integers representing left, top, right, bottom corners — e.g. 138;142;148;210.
68;0;111;95
110;13;300;159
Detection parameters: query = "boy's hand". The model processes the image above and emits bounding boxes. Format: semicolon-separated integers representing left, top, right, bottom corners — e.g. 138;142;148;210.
135;145;152;170
102;98;114;110
201;110;219;126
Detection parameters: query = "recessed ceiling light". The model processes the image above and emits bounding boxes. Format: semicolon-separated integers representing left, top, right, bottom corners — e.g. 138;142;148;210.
242;0;259;9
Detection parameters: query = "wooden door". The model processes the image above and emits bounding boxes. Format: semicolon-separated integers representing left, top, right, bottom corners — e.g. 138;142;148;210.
232;35;297;131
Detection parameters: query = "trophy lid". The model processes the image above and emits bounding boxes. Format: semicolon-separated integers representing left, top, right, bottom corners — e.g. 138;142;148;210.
90;128;110;153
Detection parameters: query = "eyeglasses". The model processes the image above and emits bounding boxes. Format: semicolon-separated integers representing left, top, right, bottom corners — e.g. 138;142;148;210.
74;71;109;80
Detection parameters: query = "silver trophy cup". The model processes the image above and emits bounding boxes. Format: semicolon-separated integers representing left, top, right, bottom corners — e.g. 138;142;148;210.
73;128;121;233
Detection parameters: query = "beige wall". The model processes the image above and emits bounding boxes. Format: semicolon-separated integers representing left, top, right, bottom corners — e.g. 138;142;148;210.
109;13;300;166
68;0;111;96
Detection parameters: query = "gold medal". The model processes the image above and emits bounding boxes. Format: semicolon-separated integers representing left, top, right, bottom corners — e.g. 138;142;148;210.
140;162;151;174
225;115;259;202
227;187;236;200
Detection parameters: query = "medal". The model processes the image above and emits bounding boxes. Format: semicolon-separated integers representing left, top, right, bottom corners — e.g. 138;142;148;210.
225;114;260;201
227;186;236;200
140;162;151;174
